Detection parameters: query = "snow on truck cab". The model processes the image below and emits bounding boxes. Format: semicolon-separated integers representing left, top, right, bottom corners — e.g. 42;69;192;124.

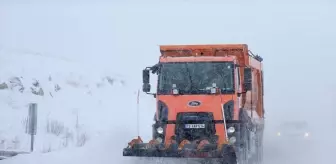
123;44;265;164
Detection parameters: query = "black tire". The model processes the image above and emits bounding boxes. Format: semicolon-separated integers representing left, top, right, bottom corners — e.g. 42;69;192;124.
246;126;264;164
216;155;237;164
256;143;264;164
252;129;264;164
198;159;214;164
238;123;251;164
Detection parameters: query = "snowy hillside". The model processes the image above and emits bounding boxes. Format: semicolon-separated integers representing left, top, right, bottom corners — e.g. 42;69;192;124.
0;47;154;158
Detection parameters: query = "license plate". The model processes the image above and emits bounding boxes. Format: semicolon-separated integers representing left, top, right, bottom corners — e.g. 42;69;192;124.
184;124;205;129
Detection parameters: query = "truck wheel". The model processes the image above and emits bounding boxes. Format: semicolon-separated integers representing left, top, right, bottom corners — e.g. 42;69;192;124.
198;159;214;164
238;123;250;164
253;136;264;164
249;130;263;164
216;155;237;164
257;144;264;164
238;141;249;164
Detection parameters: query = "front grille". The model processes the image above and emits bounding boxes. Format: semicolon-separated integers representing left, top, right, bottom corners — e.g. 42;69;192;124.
175;112;216;142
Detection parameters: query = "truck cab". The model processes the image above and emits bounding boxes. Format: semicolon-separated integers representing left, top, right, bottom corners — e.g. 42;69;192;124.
142;44;264;146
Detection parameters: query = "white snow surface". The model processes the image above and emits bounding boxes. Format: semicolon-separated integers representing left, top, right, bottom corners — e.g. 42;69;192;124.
0;49;157;164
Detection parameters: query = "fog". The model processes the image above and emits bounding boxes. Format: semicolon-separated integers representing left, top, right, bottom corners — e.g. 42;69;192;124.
1;0;335;163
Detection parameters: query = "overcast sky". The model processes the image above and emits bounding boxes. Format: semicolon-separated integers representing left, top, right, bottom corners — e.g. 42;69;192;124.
1;0;335;128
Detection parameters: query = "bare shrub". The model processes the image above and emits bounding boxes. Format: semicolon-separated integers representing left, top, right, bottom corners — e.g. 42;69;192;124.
21;117;28;133
46;120;64;136
61;128;74;148
54;84;61;92
0;140;5;149
76;132;88;147
105;76;114;86
8;77;24;92
0;82;8;90
31;87;44;96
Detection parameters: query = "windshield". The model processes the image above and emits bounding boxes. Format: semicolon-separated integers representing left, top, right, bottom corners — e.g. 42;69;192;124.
157;62;234;95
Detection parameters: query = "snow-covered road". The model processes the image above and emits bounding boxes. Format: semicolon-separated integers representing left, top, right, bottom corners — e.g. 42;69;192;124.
1;120;330;164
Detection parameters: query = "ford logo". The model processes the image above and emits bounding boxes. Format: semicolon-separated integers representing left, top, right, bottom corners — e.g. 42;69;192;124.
188;101;201;107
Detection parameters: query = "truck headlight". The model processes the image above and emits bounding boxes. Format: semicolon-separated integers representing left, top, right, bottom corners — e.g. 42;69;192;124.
304;132;309;137
227;127;235;133
229;137;236;144
157;127;164;134
156;137;163;143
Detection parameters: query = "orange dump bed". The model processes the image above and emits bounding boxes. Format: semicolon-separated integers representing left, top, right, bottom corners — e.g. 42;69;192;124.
159;44;262;69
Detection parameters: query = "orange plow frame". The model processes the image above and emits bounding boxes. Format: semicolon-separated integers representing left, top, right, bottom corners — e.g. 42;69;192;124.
123;136;237;162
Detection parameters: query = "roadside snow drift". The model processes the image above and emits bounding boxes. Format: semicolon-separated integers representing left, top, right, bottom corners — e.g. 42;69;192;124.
0;48;156;164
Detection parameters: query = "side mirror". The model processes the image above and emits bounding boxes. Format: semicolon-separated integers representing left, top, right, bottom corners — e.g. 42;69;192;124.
142;69;151;92
142;83;151;93
143;69;150;84
244;67;252;91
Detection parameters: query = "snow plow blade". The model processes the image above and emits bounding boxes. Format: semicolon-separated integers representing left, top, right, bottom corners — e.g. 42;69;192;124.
123;145;235;158
123;142;236;159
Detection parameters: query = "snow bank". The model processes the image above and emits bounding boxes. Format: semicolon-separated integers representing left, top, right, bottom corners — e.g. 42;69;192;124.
0;48;155;159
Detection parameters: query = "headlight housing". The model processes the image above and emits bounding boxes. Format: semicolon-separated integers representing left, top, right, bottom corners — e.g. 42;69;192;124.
157;127;164;134
227;127;235;133
156;137;163;143
229;137;236;144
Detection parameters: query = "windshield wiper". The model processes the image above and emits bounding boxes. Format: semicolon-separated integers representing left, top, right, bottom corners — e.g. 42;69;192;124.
185;63;195;92
219;70;233;93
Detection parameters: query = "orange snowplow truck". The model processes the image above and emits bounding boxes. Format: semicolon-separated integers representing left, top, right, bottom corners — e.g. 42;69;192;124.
123;44;265;164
